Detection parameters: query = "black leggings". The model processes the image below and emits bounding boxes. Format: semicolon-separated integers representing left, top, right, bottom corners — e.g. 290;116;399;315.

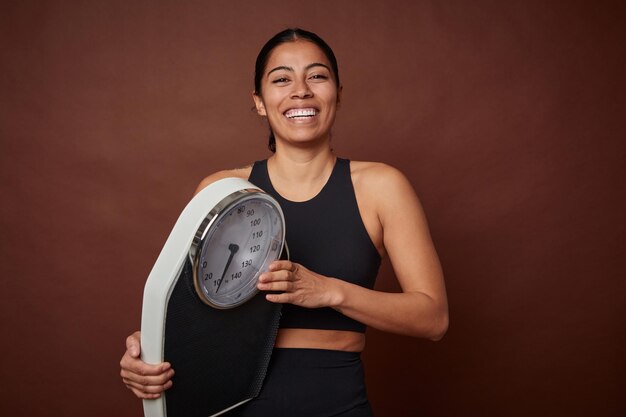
225;348;373;417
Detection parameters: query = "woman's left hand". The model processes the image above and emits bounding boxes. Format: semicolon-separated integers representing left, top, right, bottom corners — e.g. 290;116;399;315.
257;260;341;308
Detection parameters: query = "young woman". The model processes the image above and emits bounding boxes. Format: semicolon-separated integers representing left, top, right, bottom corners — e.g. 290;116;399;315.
120;28;448;417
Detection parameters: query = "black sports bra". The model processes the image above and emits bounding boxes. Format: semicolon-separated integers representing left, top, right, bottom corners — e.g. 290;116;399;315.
248;158;381;332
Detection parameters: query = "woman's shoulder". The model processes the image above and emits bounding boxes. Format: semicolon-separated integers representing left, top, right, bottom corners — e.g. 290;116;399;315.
194;165;254;195
349;160;423;228
349;160;410;190
349;159;419;209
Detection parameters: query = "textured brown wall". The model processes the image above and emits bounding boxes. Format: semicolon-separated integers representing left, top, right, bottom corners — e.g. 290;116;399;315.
1;1;624;416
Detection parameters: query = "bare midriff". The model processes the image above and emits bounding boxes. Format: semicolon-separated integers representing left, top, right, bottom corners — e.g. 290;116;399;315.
274;328;366;352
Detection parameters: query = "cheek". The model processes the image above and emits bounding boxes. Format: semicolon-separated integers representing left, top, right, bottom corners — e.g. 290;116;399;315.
318;86;340;106
260;92;283;114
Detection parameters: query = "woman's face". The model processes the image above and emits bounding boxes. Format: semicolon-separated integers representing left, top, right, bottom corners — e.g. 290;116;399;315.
253;40;341;149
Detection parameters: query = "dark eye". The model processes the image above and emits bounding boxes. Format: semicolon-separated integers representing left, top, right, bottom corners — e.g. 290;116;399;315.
272;77;289;84
310;74;328;80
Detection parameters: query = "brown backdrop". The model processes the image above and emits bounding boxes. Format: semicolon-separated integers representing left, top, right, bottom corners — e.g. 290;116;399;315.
1;1;624;416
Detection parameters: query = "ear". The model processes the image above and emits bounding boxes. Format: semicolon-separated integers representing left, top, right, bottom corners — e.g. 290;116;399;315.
252;92;267;116
336;84;343;109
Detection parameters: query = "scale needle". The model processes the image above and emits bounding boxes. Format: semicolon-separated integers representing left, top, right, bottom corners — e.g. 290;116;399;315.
216;243;239;293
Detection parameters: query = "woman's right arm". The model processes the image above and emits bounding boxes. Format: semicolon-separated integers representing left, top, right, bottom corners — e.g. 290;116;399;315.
121;167;252;399
119;331;175;399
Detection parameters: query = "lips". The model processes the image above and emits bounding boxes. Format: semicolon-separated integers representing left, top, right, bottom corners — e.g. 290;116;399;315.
284;107;319;119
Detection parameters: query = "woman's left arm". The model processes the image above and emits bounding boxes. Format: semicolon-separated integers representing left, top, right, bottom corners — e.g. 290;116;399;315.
338;164;448;340
258;164;448;340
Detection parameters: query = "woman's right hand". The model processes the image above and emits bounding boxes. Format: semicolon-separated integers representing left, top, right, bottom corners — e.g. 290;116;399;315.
120;331;175;399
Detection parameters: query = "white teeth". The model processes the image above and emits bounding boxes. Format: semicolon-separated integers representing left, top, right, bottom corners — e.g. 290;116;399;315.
285;108;318;119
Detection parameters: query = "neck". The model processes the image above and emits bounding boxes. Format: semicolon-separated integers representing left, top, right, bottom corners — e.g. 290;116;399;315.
269;143;335;184
267;145;336;202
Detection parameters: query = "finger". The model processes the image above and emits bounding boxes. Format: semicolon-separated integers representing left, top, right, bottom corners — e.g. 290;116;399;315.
125;331;141;358
128;385;158;399
258;269;292;283
128;385;165;400
123;375;174;394
269;260;296;272
257;280;294;292
265;292;294;304
120;353;172;377
121;367;175;387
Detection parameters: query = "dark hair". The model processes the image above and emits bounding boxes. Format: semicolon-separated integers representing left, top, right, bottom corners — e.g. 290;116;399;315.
254;28;341;152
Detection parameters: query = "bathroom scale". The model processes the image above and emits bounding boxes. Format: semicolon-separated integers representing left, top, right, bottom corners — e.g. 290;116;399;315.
140;178;286;417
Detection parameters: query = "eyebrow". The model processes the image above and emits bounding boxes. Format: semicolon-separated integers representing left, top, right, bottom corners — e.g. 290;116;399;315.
267;62;331;77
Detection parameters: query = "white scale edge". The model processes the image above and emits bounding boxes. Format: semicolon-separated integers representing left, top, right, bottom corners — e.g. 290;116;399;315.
139;177;262;417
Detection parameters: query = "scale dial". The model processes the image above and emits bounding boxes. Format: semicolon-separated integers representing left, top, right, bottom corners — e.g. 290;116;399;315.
190;189;285;309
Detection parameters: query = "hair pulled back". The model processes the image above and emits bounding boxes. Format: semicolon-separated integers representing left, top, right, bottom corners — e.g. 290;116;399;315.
254;28;341;152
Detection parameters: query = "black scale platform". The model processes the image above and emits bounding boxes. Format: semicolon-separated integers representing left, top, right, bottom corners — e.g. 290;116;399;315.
163;258;281;417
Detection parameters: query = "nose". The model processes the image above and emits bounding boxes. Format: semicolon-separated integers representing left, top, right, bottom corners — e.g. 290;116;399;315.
290;78;313;99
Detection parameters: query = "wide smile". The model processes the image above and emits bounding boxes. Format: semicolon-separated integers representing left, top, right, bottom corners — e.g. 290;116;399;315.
283;107;319;121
